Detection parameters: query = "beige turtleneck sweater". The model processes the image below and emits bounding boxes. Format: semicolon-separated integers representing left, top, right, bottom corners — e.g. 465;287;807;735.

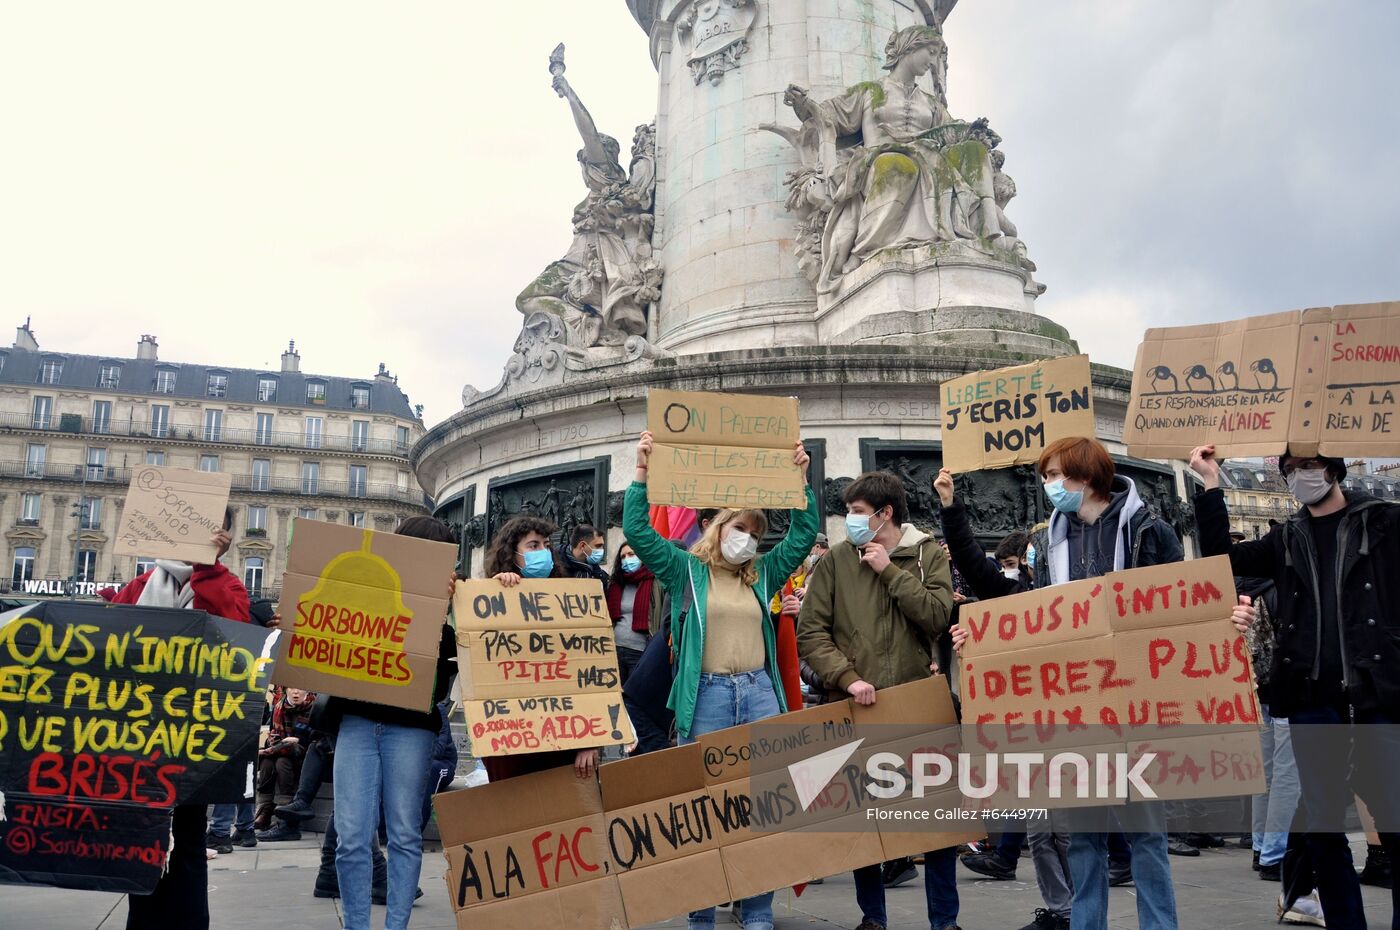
700;562;766;674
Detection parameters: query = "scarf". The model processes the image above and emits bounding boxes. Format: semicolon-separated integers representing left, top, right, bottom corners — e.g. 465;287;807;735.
136;560;196;609
606;566;656;633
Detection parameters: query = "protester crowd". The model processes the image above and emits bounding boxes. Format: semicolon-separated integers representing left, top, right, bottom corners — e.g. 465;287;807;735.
70;418;1396;930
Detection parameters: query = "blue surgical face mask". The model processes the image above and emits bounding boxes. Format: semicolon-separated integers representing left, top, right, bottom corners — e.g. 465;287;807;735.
587;547;606;565
845;512;886;547
519;549;554;578
1026;545;1037;570
1044;479;1084;515
621;556;642;574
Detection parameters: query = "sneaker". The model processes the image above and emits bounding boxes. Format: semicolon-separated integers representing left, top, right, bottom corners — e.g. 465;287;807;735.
1109;862;1133;886
1259;863;1282;881
1278;891;1326;927
882;858;918;887
205;848;219;861
313;874;339;899
231;828;258;849
255;823;301;842
274;798;317;824
959;850;1017;879
854;921;886;930
206;832;234;855
1167;837;1200;857
1016;909;1070;930
371;886;423;906
1359;843;1393;889
1186;833;1224;848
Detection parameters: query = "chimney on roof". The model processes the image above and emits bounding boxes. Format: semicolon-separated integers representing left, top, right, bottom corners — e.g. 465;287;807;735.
136;334;159;360
14;317;38;352
375;362;395;385
281;340;301;373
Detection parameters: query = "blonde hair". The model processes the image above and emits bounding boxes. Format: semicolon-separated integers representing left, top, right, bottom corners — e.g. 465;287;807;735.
689;508;768;587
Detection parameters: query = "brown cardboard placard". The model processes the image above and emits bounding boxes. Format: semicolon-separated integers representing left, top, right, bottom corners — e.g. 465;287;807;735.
453;578;634;756
940;355;1096;473
957;577;1109;657
645;389;807;510
271;519;456;712
1124;302;1400;459
114;465;232;565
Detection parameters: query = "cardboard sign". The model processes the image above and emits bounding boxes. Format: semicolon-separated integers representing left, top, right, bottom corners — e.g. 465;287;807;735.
959;556;1264;806
272;520;456;712
433;677;978;930
941;355;1096;472
645;389;807;510
0;601;274;893
1124;302;1400;459
115;466;232;565
453;578;635;755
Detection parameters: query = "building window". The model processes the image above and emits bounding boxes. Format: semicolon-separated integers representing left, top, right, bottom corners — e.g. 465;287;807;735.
76;549;97;583
21;493;41;523
92;400;112;435
349;511;366;528
86;447;106;480
146;450;165;465
257;378;277;403
304;417;323;449
298;507;317;520
25;444;46;478
204;409;223;442
31;396;52;430
351;385;370;409
244;557;265;596
247;505;267;531
135;557;156;577
301;462;320;494
395;425;410;452
256;412;274;445
98;364;121;389
306;381;326;405
352;420;369;452
199;454;220;472
206;373;228;398
252;458;271;492
38;359;63;385
349;464;367;498
154;368;176;394
12;547;36;587
149;404;170;438
79;496;102;529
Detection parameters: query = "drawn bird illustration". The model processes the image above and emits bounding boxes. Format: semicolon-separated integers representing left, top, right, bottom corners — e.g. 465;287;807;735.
1215;360;1239;391
1148;365;1179;393
1184;364;1216;393
1250;358;1279;391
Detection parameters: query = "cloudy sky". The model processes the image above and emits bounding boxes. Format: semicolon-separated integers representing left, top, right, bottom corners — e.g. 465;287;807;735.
3;1;1397;426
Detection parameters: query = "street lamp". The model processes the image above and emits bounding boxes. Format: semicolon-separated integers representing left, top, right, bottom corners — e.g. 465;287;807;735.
68;464;91;600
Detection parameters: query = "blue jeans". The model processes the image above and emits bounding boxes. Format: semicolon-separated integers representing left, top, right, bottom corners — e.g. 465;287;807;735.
1251;704;1300;867
209;802;253;837
854;846;959;930
679;669;781;930
334;715;434;930
1068;825;1176;930
1288;703;1400;930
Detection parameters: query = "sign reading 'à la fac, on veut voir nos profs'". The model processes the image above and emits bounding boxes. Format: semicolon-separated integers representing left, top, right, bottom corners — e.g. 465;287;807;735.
272;519;457;713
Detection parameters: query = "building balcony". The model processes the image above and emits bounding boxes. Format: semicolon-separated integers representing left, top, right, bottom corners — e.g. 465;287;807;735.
3;411;414;458
0;460;131;485
227;472;426;506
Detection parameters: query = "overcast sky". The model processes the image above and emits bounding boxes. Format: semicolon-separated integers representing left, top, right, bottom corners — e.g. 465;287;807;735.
3;1;1397;426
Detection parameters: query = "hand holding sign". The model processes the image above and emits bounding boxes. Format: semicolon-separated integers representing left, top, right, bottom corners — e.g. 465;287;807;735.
933;468;956;508
115;466;232;565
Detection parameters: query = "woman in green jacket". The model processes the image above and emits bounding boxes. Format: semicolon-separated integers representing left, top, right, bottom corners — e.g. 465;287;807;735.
624;428;819;930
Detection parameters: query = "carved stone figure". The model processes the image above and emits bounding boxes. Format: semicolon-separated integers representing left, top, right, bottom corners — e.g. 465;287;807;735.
764;25;1026;294
677;0;757;85
514;45;662;349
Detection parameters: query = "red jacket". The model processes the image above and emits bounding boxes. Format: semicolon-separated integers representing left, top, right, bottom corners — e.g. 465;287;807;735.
110;562;251;623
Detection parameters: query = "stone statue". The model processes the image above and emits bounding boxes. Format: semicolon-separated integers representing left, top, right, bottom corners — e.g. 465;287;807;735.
515;44;662;349
677;0;757;85
764;24;1019;294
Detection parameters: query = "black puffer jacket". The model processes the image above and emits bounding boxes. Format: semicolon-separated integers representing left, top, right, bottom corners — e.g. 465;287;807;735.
1195;487;1400;716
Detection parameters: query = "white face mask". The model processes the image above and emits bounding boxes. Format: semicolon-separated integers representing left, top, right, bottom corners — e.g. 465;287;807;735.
1002;567;1020;580
1288;469;1333;506
721;529;758;565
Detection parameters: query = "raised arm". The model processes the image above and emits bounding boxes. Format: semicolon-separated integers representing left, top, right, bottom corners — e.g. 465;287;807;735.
934;468;1019;600
622;431;689;593
1189;444;1280;578
553;75;612;167
757;444;819;598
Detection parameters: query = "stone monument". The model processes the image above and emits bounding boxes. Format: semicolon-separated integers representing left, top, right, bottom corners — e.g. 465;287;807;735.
418;0;1194;571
